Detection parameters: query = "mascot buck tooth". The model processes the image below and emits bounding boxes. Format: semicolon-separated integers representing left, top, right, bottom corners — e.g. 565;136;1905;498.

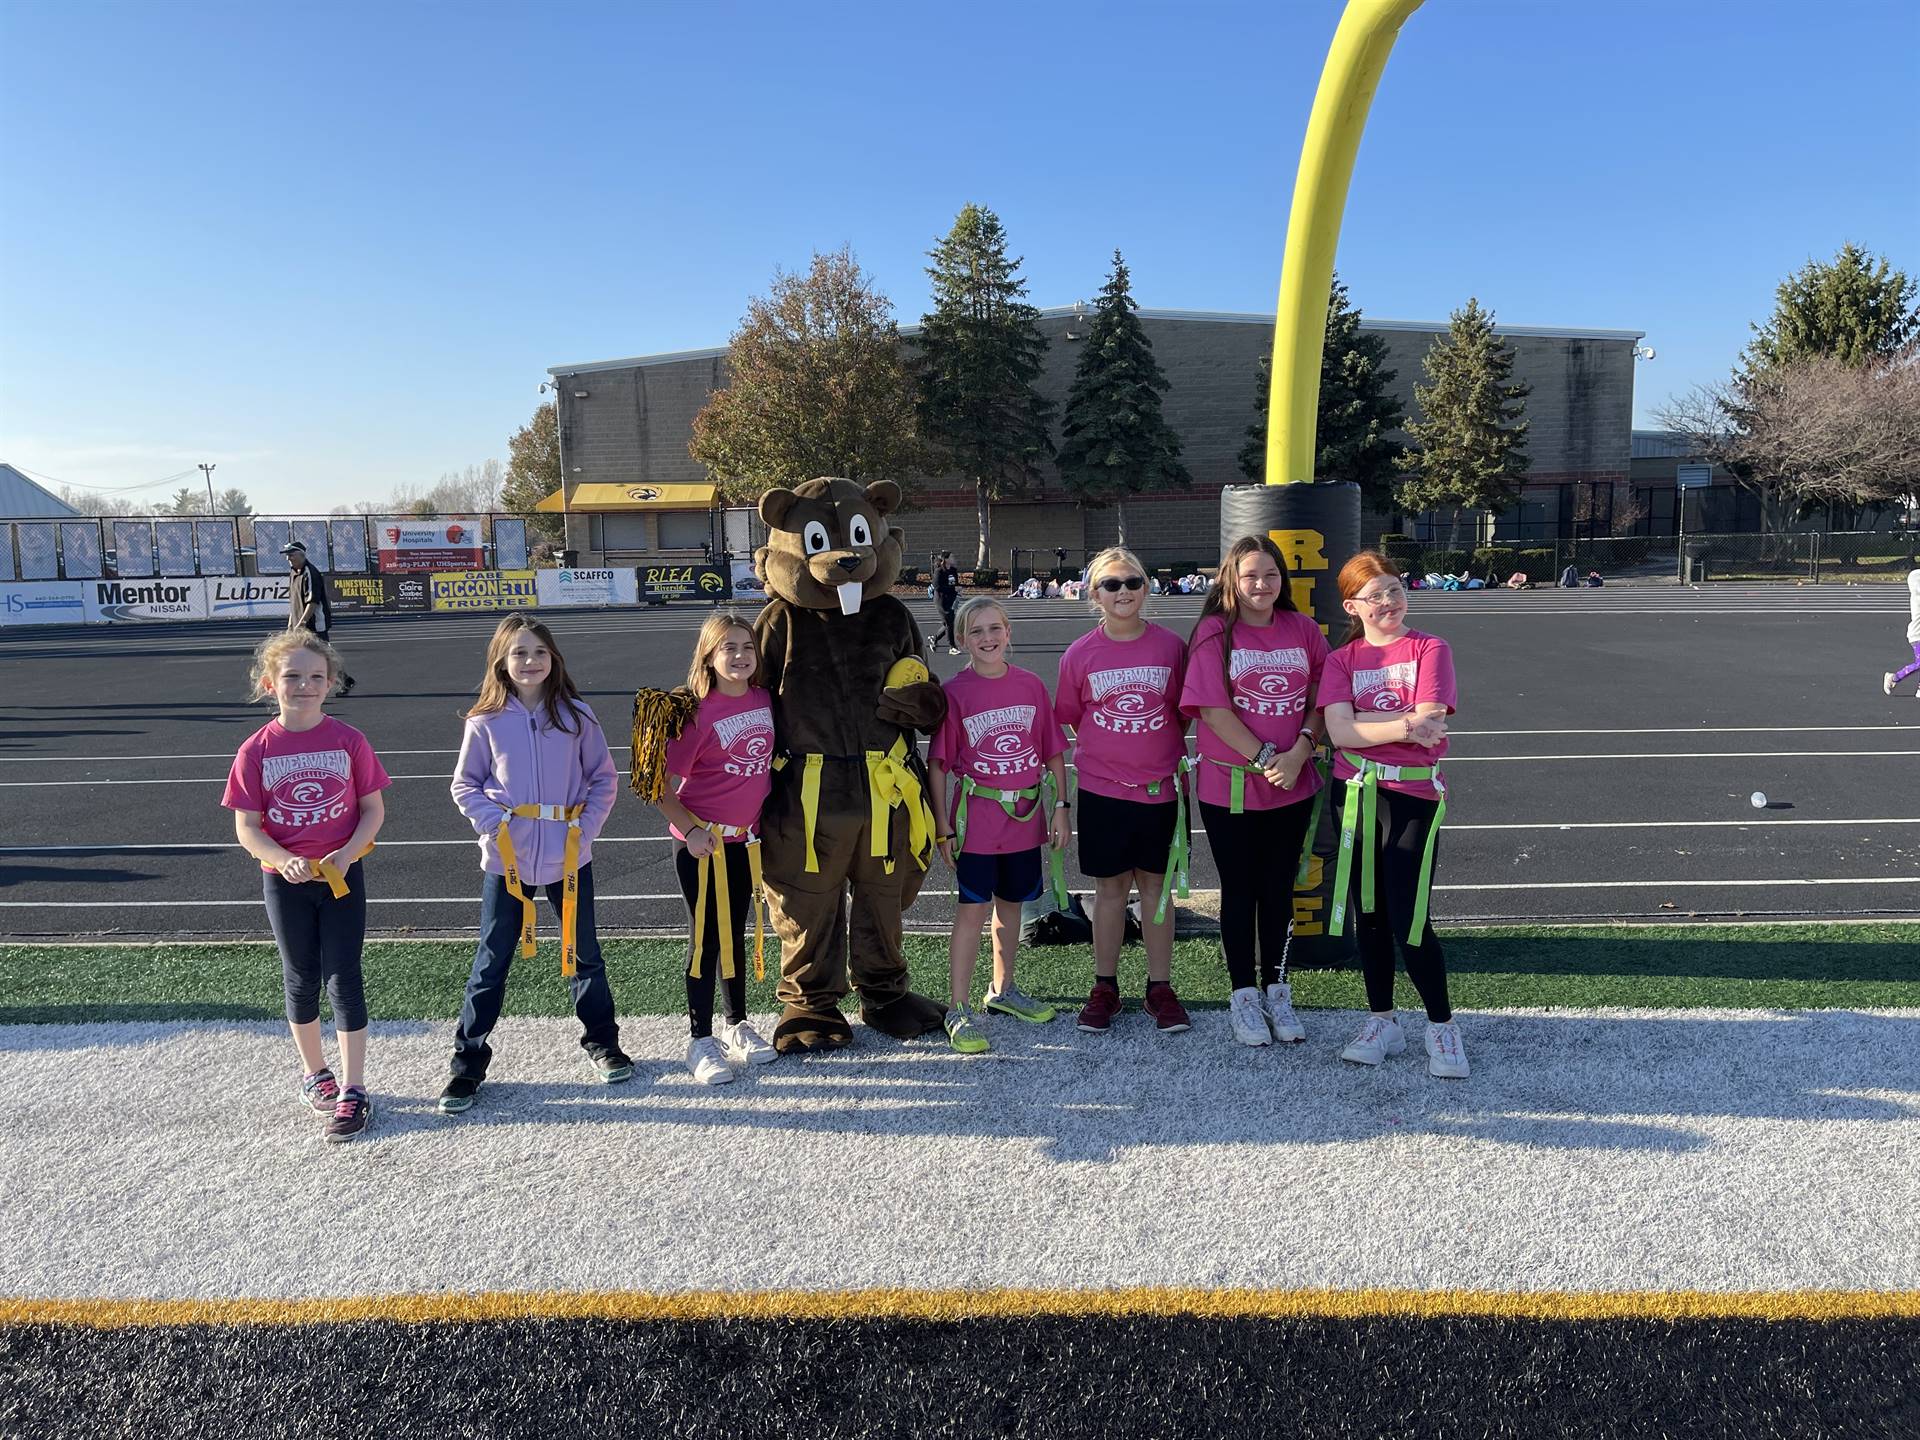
752;477;949;1051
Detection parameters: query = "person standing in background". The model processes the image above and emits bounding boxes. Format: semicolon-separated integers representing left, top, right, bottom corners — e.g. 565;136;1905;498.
282;540;356;695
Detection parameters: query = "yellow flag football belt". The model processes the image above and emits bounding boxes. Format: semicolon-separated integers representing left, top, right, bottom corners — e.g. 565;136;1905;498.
312;842;374;899
494;804;586;978
776;734;935;878
685;818;766;983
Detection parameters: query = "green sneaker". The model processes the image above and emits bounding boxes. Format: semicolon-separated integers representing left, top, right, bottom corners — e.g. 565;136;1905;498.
945;1006;990;1054
983;984;1056;1024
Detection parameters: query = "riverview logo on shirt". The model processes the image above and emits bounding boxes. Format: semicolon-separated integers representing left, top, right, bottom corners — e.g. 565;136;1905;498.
1086;665;1174;734
259;749;353;829
962;704;1039;774
1229;646;1311;717
1352;660;1419;711
712;705;775;776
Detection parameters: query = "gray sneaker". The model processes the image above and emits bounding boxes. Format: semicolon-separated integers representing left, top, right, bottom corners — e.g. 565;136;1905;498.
983;983;1056;1024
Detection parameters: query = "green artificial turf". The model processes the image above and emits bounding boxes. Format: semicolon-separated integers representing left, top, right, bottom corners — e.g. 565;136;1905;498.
2;924;1916;1024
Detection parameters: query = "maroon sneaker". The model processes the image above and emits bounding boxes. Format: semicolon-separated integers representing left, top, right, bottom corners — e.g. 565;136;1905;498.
1142;985;1191;1034
299;1068;340;1115
1077;982;1123;1033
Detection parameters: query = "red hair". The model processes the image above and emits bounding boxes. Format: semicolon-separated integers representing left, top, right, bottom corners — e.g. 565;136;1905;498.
1335;550;1402;647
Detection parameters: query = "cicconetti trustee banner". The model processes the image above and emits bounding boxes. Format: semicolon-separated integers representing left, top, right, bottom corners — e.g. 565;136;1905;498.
429;570;538;613
376;518;485;574
534;568;639;608
83;578;208;624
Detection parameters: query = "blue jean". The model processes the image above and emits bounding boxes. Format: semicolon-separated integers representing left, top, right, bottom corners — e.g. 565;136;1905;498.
450;862;620;1079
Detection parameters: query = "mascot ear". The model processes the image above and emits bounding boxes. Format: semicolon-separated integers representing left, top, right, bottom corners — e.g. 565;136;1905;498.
760;487;800;531
864;480;901;517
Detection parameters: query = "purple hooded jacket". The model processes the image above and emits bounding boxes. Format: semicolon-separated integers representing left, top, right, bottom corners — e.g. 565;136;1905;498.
451;695;618;885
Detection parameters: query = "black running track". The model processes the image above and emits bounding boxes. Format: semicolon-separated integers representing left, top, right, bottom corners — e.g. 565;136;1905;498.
2;586;1916;939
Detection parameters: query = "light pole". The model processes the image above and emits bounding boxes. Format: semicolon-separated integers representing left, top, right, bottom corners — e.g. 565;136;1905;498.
198;462;217;515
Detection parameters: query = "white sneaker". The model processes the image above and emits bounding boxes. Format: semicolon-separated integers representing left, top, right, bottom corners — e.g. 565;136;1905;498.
1425;1020;1470;1078
1263;982;1305;1043
1228;987;1272;1047
686;1036;734;1086
718;1018;777;1066
1885;671;1898;696
1339;1013;1406;1066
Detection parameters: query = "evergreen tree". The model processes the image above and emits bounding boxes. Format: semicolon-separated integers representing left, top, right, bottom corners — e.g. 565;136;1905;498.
689;247;923;502
1237;275;1404;508
913;204;1055;568
1740;243;1918;376
503;403;566;543
1056;251;1190;545
1394;298;1531;548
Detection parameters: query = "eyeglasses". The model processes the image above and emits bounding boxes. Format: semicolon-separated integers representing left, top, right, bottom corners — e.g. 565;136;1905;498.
1355;586;1405;606
1097;576;1146;593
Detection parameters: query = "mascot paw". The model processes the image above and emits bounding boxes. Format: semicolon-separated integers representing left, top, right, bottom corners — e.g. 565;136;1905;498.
773;1005;853;1054
860;990;950;1040
876;679;947;732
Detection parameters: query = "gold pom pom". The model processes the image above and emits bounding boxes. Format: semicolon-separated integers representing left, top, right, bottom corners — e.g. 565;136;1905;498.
630;687;700;801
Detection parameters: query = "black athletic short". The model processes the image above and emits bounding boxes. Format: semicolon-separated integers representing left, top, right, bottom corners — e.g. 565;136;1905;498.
1076;786;1178;879
955;847;1044;905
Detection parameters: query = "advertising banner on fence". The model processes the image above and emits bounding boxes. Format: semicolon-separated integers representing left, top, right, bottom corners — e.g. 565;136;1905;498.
535;568;638;608
83;578;208;624
638;562;731;604
386;574;430;611
727;557;764;598
0;581;87;627
429;570;537;612
205;576;291;621
377;518;485;574
330;575;389;613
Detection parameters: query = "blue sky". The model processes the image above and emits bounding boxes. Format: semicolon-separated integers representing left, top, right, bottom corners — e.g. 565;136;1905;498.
2;0;1914;514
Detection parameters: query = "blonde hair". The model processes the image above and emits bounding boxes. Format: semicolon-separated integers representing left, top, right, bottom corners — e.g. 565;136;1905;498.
250;628;342;703
1084;546;1148;612
686;611;763;698
469;613;584;733
954;596;1010;655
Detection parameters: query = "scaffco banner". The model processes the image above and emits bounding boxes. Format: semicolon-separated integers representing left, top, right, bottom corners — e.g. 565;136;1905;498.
205;576;291;621
535;568;639;608
376;518;486;574
0;581;88;627
83;579;207;624
429;570;538;612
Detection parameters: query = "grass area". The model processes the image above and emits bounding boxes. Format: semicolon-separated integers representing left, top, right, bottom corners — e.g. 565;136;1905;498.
2;924;1916;1024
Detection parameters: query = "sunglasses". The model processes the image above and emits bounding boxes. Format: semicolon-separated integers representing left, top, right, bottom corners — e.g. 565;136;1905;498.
1097;576;1146;593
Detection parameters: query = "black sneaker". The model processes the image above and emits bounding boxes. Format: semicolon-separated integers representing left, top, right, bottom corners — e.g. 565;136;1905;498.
588;1046;635;1084
438;1076;479;1113
324;1087;372;1142
339;675;357;696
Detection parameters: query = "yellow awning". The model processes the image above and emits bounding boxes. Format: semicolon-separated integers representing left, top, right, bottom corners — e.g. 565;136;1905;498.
535;482;718;513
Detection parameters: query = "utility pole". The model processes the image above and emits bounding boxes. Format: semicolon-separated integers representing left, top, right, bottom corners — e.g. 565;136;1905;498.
198;462;217;515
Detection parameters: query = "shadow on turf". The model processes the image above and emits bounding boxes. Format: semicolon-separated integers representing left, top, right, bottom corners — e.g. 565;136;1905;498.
1443;935;1919;983
350;1010;1920;1162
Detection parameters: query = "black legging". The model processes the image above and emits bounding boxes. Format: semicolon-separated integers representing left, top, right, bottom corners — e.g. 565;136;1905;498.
1332;779;1451;1022
1199;799;1314;992
674;842;752;1038
261;863;368;1030
936;600;957;648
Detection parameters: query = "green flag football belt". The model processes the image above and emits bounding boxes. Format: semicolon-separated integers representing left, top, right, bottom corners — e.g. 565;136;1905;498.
1199;749;1330;894
1140;759;1191;925
952;770;1071;911
1328;752;1448;942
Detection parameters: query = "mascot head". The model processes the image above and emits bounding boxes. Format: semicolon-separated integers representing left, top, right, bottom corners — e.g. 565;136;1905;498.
755;478;905;616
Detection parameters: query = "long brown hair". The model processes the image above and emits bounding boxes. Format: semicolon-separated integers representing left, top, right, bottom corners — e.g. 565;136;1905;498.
1190;534;1297;695
1336;550;1403;647
469;613;584;732
686;611;763;698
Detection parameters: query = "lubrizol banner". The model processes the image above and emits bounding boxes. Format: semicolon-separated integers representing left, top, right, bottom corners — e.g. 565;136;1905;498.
429;570;537;612
204;576;292;621
534;568;638;608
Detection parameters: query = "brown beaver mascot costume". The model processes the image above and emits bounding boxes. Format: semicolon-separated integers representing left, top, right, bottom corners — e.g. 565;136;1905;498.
753;477;950;1052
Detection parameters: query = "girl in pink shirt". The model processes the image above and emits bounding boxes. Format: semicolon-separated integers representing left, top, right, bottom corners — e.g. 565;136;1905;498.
222;629;389;1142
653;612;779;1086
928;598;1070;1055
1320;551;1466;1079
1180;534;1327;1051
1055;546;1192;1036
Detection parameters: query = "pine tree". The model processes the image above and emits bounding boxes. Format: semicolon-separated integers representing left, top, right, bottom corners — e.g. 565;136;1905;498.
913;204;1055;568
1056;251;1190;545
1238;274;1404;508
502;404;564;543
1394;298;1531;548
1741;243;1918;376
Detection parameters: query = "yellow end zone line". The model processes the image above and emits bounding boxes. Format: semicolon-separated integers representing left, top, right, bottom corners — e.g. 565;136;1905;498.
3;1286;1917;1329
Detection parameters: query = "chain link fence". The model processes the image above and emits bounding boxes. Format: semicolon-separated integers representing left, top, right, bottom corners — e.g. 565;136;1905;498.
1379;531;1920;585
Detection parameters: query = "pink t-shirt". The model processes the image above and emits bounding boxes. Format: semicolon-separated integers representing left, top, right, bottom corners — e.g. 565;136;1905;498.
663;686;775;837
1319;629;1456;798
1179;610;1329;811
221;716;392;871
1054;622;1189;803
930;665;1066;855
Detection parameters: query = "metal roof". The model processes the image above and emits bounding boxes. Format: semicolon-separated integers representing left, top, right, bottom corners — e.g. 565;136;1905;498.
0;464;83;519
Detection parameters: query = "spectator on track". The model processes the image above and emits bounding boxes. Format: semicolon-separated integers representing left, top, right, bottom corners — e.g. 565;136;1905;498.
281;540;356;695
1882;568;1920;698
933;551;961;654
1320;551;1464;1079
221;629;389;1141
